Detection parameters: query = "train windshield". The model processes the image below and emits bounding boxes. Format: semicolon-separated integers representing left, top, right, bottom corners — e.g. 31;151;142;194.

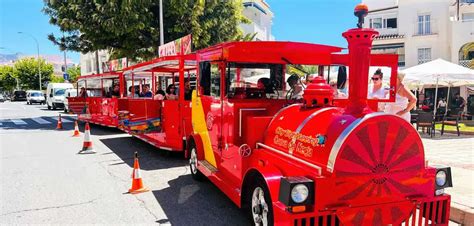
225;62;286;99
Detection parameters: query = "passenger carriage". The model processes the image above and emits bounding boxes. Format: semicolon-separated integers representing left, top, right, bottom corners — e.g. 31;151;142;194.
118;54;197;153
68;71;124;127
187;5;453;225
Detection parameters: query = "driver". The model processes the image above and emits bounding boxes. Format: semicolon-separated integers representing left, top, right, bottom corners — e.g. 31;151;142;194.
286;74;303;100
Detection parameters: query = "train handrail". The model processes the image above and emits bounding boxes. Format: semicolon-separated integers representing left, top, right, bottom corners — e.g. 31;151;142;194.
256;142;322;175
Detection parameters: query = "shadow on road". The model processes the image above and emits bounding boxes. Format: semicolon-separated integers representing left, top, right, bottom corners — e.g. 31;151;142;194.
152;174;248;225
100;136;186;171
0;116;123;136
81;123;124;136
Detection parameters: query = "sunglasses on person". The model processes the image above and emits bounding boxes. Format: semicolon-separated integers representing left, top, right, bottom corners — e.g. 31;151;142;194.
371;77;381;81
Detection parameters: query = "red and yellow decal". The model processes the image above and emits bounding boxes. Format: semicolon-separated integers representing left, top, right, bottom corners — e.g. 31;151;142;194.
191;90;217;167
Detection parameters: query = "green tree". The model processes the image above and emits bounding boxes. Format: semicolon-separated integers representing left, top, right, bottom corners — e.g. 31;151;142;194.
66;65;81;83
43;0;248;60
14;58;54;90
0;65;18;92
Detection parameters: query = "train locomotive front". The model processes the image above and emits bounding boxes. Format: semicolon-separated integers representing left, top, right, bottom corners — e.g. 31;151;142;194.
263;91;451;225
255;5;452;225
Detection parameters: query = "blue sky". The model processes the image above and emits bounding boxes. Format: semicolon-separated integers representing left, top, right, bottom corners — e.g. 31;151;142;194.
1;0;361;64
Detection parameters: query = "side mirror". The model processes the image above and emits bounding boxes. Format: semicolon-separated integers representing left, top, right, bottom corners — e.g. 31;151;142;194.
337;66;347;89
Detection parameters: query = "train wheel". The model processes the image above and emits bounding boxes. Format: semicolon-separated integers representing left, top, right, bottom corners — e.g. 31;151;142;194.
248;177;274;226
189;142;204;181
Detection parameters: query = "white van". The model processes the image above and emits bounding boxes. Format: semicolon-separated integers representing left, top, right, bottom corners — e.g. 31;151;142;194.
46;83;74;110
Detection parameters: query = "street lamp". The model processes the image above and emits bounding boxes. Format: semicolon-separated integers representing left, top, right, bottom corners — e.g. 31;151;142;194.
18;32;42;90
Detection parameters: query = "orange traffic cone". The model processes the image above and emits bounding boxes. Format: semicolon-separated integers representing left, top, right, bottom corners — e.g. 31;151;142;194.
78;122;95;154
72;120;80;137
56;114;63;130
128;152;149;194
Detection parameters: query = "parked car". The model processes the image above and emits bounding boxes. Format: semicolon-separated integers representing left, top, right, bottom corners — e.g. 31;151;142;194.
46;83;74;110
0;94;5;102
64;88;78;113
26;90;45;105
12;90;27;101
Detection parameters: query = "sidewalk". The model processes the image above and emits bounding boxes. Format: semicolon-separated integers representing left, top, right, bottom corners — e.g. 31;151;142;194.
421;133;474;225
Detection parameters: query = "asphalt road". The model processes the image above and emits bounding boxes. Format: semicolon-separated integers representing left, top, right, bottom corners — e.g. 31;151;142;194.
0;101;248;225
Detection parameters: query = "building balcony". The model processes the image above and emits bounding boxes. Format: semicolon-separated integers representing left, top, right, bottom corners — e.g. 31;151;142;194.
241;23;269;41
413;20;438;36
460;60;474;69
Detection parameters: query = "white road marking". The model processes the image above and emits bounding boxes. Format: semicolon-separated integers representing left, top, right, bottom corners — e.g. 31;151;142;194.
31;117;51;124
61;117;72;123
10;119;27;125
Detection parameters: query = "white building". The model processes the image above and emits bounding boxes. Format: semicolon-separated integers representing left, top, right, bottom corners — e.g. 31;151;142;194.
241;0;274;41
80;0;274;75
362;0;474;69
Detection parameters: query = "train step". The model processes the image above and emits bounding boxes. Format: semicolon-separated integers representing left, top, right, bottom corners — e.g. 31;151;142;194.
199;160;218;173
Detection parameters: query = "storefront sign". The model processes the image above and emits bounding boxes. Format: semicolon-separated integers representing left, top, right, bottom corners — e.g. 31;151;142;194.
158;34;192;57
103;57;128;72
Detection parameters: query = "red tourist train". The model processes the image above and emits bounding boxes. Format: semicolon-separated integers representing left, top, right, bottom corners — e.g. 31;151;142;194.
68;4;453;225
186;5;452;226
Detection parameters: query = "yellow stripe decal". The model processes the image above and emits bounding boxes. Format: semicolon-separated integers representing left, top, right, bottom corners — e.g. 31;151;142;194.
191;90;217;167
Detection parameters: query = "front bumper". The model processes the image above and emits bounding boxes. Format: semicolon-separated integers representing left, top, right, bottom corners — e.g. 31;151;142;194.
30;99;45;103
274;195;451;225
53;102;65;108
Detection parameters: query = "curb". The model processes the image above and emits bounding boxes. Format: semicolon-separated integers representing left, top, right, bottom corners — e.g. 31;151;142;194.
450;203;474;225
441;130;474;136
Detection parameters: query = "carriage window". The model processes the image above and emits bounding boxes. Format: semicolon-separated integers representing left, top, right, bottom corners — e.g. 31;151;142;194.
210;64;220;98
86;79;102;97
77;79;86;94
199;62;221;98
226;63;284;99
102;78;120;97
367;66;393;100
322;65;349;99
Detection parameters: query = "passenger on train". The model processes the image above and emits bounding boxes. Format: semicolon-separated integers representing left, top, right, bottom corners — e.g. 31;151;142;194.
184;79;193;101
140;84;153;98
166;84;177;100
286;74;303;100
128;86;138;98
111;84;120;97
154;90;166;100
79;87;88;98
329;80;347;98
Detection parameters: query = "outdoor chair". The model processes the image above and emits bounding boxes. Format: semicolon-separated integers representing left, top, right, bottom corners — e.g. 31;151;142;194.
441;108;461;136
416;111;435;137
410;110;420;125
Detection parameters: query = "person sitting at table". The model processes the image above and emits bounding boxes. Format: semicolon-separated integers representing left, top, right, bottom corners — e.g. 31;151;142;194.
437;98;447;115
451;93;466;113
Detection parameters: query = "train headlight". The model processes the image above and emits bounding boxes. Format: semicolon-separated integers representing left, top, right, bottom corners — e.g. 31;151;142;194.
433;165;453;195
279;176;314;208
291;184;309;203
436;171;447;187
